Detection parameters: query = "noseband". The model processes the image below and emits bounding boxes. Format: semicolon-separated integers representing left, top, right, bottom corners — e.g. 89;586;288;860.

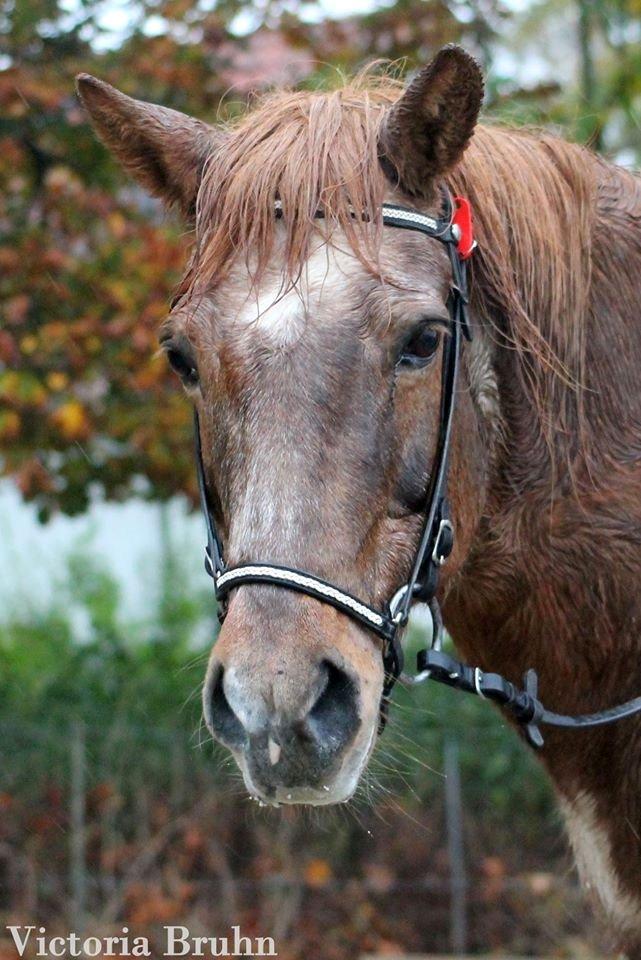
194;189;641;744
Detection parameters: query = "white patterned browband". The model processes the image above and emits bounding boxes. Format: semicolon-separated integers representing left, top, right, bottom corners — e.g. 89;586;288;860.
380;203;442;233
215;564;390;636
273;199;449;238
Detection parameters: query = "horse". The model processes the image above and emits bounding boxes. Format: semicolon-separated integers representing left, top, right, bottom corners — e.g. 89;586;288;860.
77;46;641;953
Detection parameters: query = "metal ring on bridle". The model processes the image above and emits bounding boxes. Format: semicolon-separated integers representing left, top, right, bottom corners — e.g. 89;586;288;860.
388;584;410;624
432;518;454;566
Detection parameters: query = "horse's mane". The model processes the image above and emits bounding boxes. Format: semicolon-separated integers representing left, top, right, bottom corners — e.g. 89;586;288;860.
194;70;598;459
449;126;595;461
195;71;400;283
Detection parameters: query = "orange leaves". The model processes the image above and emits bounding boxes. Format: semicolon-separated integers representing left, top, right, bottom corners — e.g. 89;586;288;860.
161;0;197;19
0;247;22;272
125;882;186;925
15;458;53;497
0;371;47;408
304;858;333;888
0;330;17;365
45;165;84;199
130;353;167;392
0;96;189;513
3;294;30;326
46;371;69;392
0;70;66;113
0;137;25;171
0;411;21;441
19;334;38;355
51;400;91;441
105;278;137;310
107;211;128;240
41;248;69;271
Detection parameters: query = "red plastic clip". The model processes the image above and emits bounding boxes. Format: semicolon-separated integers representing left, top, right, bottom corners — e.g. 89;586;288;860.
452;196;475;260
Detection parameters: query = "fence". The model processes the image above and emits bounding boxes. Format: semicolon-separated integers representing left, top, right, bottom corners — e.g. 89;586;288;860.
0;716;596;960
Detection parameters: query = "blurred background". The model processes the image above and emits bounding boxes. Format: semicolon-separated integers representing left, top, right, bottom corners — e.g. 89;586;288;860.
1;0;640;956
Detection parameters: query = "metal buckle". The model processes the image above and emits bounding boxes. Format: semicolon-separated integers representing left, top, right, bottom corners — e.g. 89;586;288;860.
431;519;454;566
205;547;225;581
399;596;445;688
388;584;409;625
473;667;485;698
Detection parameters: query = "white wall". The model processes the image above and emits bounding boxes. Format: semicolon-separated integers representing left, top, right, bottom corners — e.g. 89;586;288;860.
0;481;205;619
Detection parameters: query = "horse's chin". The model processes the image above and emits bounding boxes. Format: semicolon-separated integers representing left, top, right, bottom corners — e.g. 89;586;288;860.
249;782;355;807
237;718;378;808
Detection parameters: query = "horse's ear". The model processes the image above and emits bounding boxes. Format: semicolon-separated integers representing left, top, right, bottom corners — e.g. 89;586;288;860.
76;75;221;217
378;45;484;197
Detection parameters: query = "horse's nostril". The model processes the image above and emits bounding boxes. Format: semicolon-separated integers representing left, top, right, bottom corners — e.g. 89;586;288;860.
207;667;246;750
305;660;360;754
205;655;363;798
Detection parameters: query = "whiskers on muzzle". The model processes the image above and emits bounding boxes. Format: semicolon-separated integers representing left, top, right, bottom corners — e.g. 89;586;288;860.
204;657;372;805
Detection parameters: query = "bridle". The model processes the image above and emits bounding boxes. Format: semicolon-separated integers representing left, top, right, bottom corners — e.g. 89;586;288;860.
195;191;468;725
194;189;641;746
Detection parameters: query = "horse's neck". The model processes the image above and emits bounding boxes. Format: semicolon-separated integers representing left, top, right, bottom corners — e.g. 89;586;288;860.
445;159;641;936
452;158;641;698
446;470;641;935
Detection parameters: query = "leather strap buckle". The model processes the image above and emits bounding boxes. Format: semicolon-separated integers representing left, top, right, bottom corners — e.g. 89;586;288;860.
432;518;454;566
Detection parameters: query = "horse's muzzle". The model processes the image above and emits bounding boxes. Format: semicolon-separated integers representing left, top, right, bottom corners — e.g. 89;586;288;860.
204;658;362;803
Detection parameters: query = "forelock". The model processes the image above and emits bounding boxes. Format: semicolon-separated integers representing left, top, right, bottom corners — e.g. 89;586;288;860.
190;70;405;292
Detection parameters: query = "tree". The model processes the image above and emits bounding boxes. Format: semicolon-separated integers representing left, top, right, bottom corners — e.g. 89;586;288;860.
0;0;531;519
0;1;222;516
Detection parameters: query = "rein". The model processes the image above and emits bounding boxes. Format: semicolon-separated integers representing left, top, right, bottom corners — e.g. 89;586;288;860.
193;190;641;747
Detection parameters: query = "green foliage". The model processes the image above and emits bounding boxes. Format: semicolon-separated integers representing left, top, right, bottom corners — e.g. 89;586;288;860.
0;542;578;954
0;539;556;840
487;0;641;157
382;625;556;846
0;531;215;736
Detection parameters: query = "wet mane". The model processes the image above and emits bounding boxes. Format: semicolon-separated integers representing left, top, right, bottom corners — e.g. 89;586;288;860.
194;70;598;457
195;71;401;284
449;126;595;460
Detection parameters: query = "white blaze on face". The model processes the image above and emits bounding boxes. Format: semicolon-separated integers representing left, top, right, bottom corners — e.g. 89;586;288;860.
221;240;366;556
236;277;304;345
230;242;359;347
561;792;641;933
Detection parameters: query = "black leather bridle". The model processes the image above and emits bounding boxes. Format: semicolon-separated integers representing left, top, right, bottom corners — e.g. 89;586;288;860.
194;190;641;746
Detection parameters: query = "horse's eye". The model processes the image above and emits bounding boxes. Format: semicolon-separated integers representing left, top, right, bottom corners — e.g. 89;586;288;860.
165;344;199;386
398;325;441;369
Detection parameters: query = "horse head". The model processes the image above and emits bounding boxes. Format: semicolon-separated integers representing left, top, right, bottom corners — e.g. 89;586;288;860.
77;47;492;806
